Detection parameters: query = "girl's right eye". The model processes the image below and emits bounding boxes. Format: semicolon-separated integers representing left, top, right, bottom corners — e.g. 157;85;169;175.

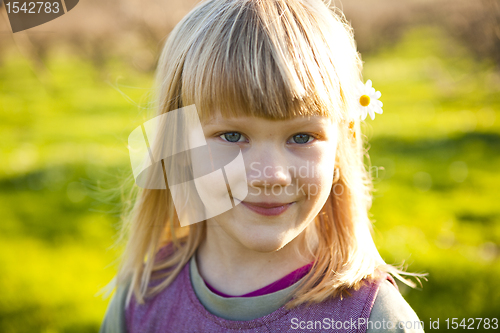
220;132;246;143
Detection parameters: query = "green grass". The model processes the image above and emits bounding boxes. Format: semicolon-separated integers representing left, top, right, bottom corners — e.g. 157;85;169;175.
0;50;152;332
366;26;500;331
0;25;499;332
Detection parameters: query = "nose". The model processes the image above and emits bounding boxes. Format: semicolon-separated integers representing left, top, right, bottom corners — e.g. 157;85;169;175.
246;145;292;189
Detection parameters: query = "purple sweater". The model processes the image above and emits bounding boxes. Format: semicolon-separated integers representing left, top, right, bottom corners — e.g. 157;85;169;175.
125;255;391;332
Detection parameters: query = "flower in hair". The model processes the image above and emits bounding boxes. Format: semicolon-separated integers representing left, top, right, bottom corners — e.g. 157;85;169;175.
355;80;383;120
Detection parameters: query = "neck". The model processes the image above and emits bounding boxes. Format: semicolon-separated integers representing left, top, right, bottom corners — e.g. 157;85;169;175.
196;223;316;296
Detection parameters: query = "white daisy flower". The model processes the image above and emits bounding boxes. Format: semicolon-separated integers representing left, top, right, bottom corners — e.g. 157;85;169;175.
355;79;383;120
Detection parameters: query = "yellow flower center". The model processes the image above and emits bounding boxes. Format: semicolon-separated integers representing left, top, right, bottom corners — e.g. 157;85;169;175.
359;95;370;107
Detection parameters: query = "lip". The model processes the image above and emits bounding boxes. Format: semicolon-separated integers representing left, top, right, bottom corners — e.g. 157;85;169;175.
241;201;294;216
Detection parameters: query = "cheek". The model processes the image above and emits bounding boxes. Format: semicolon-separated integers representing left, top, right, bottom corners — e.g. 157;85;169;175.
302;165;335;202
294;146;336;199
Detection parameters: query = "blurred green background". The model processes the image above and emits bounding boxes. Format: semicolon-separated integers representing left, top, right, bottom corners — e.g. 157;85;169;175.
0;0;499;332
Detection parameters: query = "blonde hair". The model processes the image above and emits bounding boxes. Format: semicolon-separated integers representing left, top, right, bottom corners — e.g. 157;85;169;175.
108;0;425;309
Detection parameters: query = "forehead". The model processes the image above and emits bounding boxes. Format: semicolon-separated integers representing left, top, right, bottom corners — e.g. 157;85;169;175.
201;112;336;128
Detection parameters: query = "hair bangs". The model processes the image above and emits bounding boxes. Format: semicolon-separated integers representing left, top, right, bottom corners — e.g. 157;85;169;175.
180;0;345;122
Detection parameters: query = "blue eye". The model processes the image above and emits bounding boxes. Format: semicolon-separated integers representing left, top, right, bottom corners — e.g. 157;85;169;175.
292;134;313;144
221;132;243;142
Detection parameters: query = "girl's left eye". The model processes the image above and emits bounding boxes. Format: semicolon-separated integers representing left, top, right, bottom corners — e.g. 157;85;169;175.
220;132;246;143
290;134;314;144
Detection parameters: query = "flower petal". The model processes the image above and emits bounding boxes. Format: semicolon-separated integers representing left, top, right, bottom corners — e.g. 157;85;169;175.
366;79;372;88
360;107;368;121
375;91;381;99
368;108;375;120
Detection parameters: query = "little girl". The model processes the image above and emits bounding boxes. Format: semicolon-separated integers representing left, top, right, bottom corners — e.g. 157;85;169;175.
100;0;426;332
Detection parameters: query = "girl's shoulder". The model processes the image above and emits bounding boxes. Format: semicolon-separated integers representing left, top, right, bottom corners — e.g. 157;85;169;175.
99;242;185;333
99;281;130;333
367;278;424;332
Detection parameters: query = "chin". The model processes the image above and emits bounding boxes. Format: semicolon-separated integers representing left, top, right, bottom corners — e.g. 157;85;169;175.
236;230;292;253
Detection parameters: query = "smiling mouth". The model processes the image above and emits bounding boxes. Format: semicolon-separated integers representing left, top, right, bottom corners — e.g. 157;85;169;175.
240;201;294;216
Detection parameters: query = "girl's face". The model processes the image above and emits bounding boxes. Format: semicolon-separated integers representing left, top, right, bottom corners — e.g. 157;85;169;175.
201;113;338;253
